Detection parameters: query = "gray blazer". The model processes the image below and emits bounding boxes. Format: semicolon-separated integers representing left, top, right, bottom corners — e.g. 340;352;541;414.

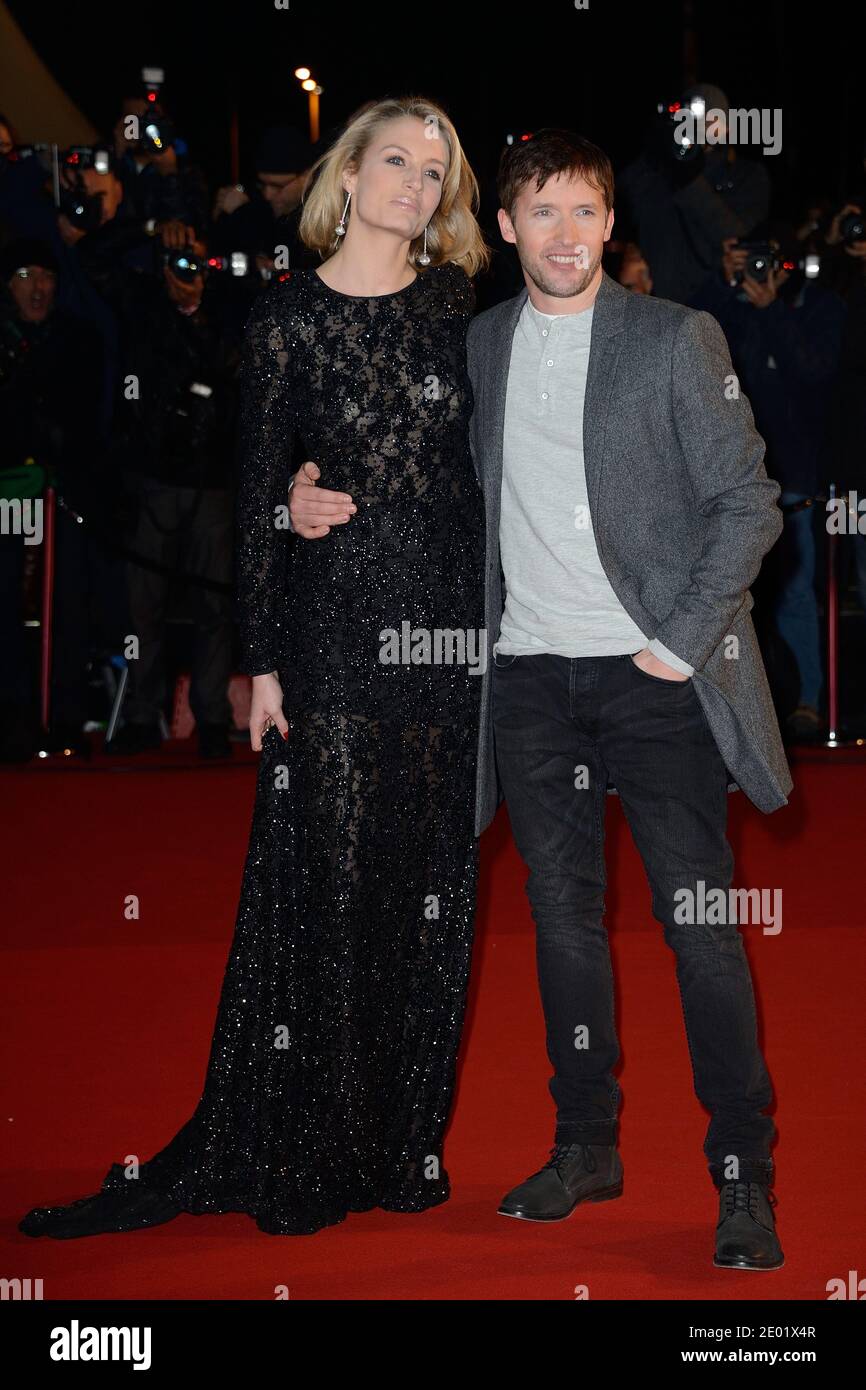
466;270;794;837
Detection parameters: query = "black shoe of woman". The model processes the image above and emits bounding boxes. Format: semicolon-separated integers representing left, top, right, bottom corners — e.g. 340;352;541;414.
19;1183;181;1239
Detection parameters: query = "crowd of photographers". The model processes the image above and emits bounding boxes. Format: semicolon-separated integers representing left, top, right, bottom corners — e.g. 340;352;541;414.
1;80;865;761
0;90;321;760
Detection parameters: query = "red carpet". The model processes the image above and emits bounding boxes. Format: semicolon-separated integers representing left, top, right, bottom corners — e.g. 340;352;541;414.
2;743;864;1299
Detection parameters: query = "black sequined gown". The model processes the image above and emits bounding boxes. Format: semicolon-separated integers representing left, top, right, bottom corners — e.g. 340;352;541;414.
102;262;485;1234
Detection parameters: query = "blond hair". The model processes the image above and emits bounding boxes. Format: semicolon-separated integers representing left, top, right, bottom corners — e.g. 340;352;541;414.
298;96;490;278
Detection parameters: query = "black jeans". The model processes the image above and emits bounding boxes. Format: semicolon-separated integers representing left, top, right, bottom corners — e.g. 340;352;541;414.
492;650;776;1189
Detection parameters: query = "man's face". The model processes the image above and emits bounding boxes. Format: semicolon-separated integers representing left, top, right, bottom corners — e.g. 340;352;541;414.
498;171;614;299
619;253;652;294
257;170;306;218
0;123;13;157
8;265;57;323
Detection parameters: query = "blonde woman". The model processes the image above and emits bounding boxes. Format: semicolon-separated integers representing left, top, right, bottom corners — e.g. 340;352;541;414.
20;97;490;1239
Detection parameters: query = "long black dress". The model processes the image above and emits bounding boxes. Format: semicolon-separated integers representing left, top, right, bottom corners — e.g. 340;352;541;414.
100;262;486;1234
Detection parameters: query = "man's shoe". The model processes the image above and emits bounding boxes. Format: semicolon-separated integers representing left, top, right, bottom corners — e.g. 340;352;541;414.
198;723;231;759
19;1184;181;1239
498;1142;623;1221
106;722;161;755
714;1180;784;1270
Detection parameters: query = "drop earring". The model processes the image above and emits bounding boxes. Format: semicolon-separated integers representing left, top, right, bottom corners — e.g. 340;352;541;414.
335;191;350;237
416;224;431;266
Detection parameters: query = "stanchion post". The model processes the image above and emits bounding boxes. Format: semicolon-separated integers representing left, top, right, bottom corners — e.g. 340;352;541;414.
39;485;56;732
827;483;838;743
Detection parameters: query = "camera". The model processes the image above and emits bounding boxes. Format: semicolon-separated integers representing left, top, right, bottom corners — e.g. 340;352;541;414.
205;252;250;277
734;239;821;285
655;97;704;164
57;186;103;231
734;240;779;283
132;65;176;156
839;210;866;246
162;246;206;282
2;143;55;175
168;378;219;453
57;147;116;231
138;114;176;156
63;145;114;176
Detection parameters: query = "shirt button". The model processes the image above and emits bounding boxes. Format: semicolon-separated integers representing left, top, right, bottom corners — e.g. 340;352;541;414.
542;329;548;336
541;392;549;400
547;359;554;366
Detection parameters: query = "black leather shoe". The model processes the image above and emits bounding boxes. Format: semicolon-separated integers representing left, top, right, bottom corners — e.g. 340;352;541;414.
714;1180;784;1270
498;1142;623;1221
19;1184;181;1239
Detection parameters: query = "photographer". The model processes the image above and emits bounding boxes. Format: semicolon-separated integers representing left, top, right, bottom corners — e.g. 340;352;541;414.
691;223;846;736
75;215;251;757
0;112;56;245
0;238;105;760
823;190;866;643
210;124;320;275
618;82;771;305
110;92;208;237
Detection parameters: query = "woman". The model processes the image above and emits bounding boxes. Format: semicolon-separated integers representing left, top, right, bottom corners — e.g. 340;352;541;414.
20;96;490;1238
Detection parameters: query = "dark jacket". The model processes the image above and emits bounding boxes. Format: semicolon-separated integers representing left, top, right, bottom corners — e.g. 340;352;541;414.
691;271;846;495
618;147;770;306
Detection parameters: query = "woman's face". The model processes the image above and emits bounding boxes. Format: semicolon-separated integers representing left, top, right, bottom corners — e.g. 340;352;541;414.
344;115;447;245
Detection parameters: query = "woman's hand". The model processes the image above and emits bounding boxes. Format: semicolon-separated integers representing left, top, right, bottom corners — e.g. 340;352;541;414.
249;672;289;751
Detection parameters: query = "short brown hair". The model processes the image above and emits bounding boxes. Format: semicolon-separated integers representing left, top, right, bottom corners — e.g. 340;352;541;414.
497;129;614;221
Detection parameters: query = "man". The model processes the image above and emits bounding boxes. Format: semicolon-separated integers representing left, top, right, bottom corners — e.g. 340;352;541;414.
111;93;209;233
287;130;791;1272
617;82;770;306
210;125;321;275
692;225;846;739
76;219;249;758
0;237;104;759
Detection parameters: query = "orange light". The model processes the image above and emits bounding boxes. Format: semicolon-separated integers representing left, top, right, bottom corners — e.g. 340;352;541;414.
295;67;311;81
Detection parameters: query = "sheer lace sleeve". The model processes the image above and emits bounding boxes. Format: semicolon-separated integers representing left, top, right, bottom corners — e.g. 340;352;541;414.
234;285;294;677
